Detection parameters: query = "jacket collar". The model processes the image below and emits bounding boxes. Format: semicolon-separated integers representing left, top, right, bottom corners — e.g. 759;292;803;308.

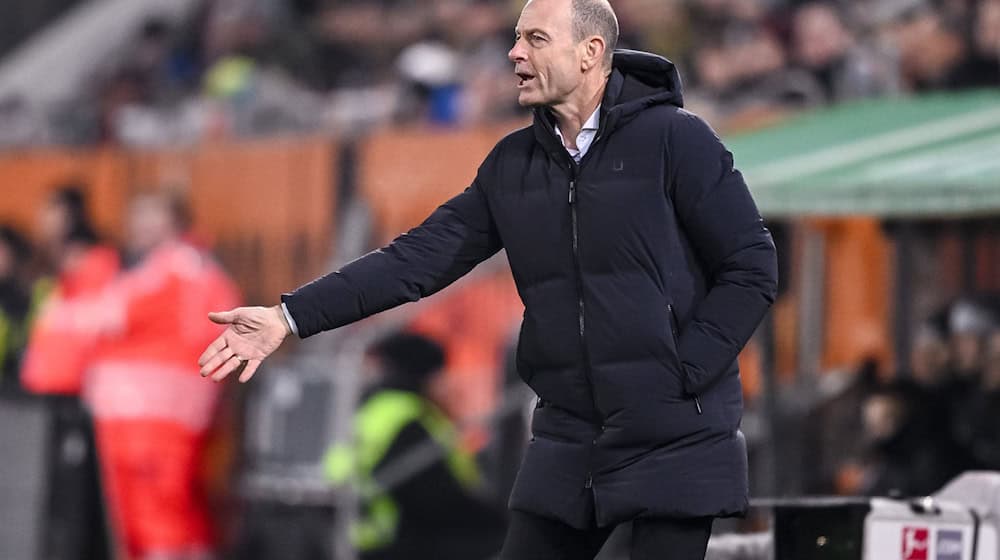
531;75;617;164
530;49;682;162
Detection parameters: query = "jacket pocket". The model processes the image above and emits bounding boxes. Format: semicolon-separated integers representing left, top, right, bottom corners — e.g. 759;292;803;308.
515;321;535;385
667;303;703;415
666;304;681;349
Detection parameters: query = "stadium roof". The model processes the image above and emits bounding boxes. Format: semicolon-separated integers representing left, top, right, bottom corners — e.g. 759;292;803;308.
726;91;1000;218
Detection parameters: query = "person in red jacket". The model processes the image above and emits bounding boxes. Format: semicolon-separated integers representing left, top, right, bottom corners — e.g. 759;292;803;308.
42;190;240;559
22;187;120;395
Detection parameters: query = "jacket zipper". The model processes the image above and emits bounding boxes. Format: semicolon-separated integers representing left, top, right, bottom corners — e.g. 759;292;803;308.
568;170;604;491
667;304;702;415
558;124;604;492
568;178;589;394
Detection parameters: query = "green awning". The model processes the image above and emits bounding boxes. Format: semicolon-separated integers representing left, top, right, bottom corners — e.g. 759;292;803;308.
726;91;1000;218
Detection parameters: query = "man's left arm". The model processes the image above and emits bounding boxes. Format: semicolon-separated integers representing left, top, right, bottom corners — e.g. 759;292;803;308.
667;111;779;396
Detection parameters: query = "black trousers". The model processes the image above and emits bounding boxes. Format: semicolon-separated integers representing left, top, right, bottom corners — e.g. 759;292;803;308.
499;510;713;560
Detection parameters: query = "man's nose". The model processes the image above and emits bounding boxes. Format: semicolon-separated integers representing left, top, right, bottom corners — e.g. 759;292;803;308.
508;41;525;62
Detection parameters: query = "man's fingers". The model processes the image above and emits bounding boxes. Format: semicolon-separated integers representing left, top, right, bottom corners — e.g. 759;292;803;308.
198;335;229;367
199;346;234;377
208;310;240;325
201;309;269;383
239;360;262;383
211;355;244;382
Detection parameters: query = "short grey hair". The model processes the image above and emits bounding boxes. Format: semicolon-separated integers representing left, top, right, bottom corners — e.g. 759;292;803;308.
571;0;619;68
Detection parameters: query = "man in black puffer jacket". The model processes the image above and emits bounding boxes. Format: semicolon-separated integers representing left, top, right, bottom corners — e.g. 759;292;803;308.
199;0;778;557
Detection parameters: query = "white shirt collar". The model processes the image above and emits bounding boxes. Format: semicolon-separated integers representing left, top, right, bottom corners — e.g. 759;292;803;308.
554;104;601;162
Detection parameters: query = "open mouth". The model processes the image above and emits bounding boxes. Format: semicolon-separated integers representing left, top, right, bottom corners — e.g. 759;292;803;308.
516;72;535;87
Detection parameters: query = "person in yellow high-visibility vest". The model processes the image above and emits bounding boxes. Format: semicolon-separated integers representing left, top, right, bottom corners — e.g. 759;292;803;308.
0;225;34;390
324;332;506;560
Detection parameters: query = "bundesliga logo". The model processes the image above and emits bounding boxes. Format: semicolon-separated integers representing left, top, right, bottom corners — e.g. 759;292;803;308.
902;527;929;560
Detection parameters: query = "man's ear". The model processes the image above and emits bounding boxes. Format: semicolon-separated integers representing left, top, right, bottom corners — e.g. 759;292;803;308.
581;35;606;71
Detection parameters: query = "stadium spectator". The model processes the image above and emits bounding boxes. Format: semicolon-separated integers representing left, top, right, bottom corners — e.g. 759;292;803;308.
790;2;900;102
957;329;1000;470
949;298;1000;470
0;225;33;390
802;359;881;495
948;297;995;388
692;25;825;120
21;186;120;395
323;331;506;560
962;0;1000;87
613;0;692;61
903;312;980;472
882;3;976;91
907;313;953;390
859;382;961;497
395;1;520;125
454;1;525;124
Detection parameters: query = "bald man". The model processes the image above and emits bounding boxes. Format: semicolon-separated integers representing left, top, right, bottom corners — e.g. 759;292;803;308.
200;1;777;557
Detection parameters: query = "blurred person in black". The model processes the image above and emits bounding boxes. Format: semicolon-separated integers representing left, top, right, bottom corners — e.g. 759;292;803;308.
790;2;900;102
882;3;976;91
907;313;977;454
304;1;405;90
691;24;824;119
926;0;1000;88
0;225;33;390
895;312;972;484
858;382;962;497
947;298;995;397
899;314;959;432
907;312;953;392
950;297;1000;470
967;0;1000;85
856;302;996;497
323;331;506;560
802;358;881;495
34;186;106;270
200;0;778;558
955;328;1000;470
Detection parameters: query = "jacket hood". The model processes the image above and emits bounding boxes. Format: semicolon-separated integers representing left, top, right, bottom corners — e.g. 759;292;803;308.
532;49;683;152
606;49;684;115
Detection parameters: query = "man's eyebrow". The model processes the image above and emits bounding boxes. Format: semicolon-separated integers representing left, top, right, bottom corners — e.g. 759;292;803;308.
516;27;549;38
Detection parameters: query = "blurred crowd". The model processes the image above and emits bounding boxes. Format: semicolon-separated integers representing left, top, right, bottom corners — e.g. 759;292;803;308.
1;0;999;146
807;296;1000;499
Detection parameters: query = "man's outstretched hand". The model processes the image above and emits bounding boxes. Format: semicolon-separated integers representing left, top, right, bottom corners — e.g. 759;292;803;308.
198;305;292;383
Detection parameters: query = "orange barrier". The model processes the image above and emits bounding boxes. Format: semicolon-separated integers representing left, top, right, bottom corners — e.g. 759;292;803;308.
123;138;338;301
0;138;337;303
818;218;893;374
766;218;893;382
0;147;127;237
358;121;527;243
